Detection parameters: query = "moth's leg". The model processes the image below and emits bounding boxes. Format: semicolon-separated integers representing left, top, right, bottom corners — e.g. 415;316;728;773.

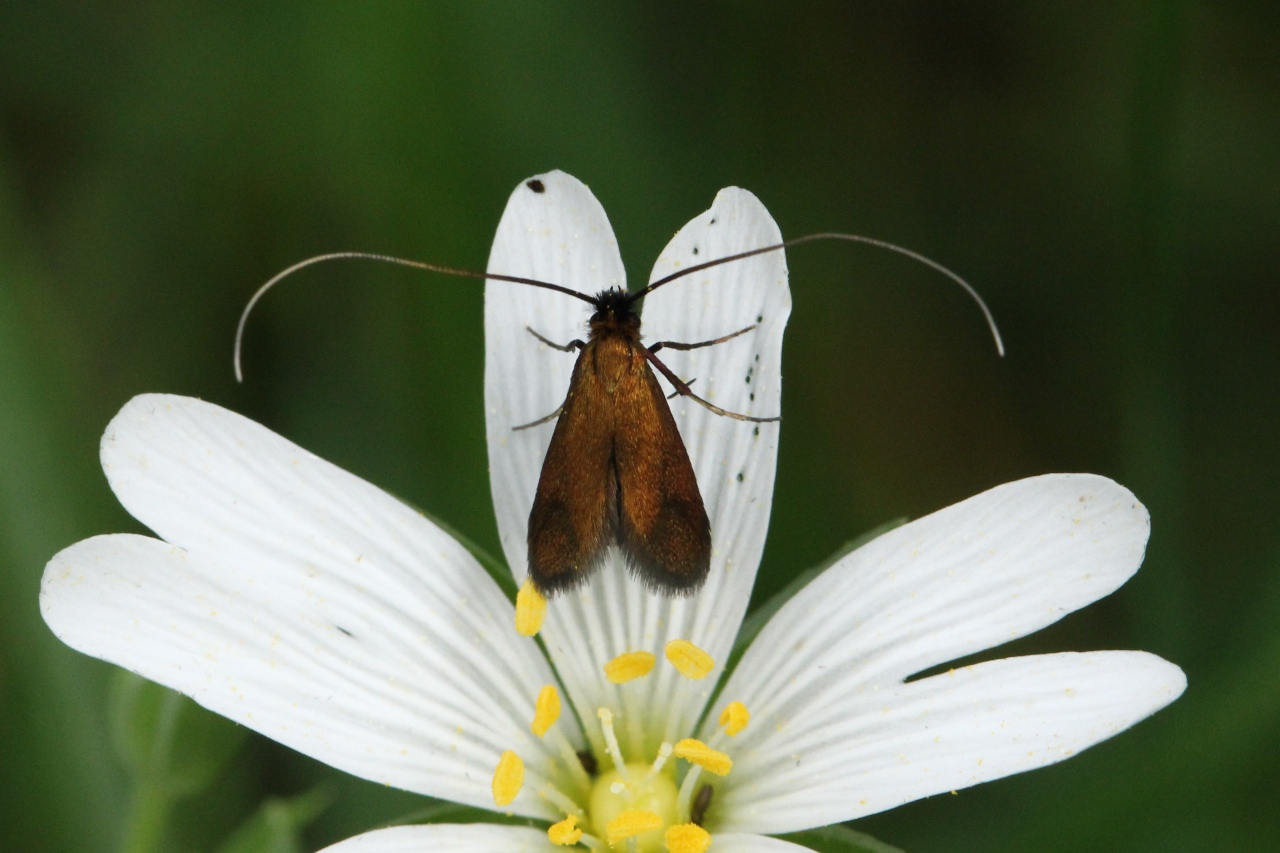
513;405;563;431
642;347;779;424
666;378;696;400
526;326;584;352
648;323;754;354
514;327;579;430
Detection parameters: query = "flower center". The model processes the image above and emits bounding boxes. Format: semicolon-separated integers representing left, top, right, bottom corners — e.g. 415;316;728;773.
588;762;678;853
497;606;751;852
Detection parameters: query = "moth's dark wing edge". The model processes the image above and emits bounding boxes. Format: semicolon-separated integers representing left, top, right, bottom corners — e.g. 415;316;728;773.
527;467;618;595
613;358;712;596
618;539;711;596
526;335;713;599
525;347;619;597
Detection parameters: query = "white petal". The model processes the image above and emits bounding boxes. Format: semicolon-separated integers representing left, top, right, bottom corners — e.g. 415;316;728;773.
484;170;626;576
318;824;554;853
712;474;1166;831
525;187;789;757
42;394;577;820
712;834;824;853
716;474;1150;729
316;825;813;853
716;651;1185;833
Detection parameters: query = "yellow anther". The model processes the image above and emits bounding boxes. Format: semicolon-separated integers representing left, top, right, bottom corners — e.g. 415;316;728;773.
606;810;664;846
673;739;732;776
664;639;715;680
532;684;561;737
491;750;524;807
515;579;547;637
665;823;712;853
604;650;656;684
718;701;750;737
548;815;583;846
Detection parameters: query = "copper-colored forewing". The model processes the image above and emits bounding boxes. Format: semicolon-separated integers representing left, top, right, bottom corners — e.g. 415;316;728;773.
526;343;619;594
527;331;711;595
612;345;711;593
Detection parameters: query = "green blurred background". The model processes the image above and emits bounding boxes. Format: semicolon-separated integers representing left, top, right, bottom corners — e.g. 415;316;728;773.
2;2;1277;851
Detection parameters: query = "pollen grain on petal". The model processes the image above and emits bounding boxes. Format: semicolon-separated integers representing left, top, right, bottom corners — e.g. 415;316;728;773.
665;639;715;680
604;650;656;684
718;701;750;736
532;684;561;737
665;823;712;853
515;579;547;637
674;739;732;776
548;814;583;846
491;750;524;807
606;810;664;845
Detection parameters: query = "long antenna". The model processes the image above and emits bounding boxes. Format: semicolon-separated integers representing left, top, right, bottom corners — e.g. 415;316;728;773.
629;232;1004;357
233;251;595;382
235;232;1004;382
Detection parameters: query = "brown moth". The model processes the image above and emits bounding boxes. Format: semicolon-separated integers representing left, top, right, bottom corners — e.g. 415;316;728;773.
236;172;999;599
521;285;769;596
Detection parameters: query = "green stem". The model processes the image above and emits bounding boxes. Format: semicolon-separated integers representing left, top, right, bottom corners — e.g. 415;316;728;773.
120;781;171;853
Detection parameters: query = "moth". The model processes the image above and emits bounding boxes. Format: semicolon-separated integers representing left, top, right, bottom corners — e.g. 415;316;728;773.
483;174;791;598
235;172;998;598
519;282;772;597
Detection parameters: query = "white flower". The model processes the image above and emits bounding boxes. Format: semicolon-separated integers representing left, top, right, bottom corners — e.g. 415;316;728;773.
41;171;1185;853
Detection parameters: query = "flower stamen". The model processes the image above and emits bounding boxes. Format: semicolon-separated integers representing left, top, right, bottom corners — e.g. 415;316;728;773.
647;742;674;779
515;579;546;637
675;766;703;821
664;640;714;680
673;739;732;776
549;814;584;846
718;701;750;737
664;823;711;853
541;784;586;818
597;707;631;781
604;650;656;684
533;684;561;736
606;810;664;846
491;750;524;807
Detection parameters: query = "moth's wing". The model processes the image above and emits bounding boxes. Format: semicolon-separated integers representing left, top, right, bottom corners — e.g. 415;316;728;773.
527;347;618;595
613;350;712;594
485;172;626;585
